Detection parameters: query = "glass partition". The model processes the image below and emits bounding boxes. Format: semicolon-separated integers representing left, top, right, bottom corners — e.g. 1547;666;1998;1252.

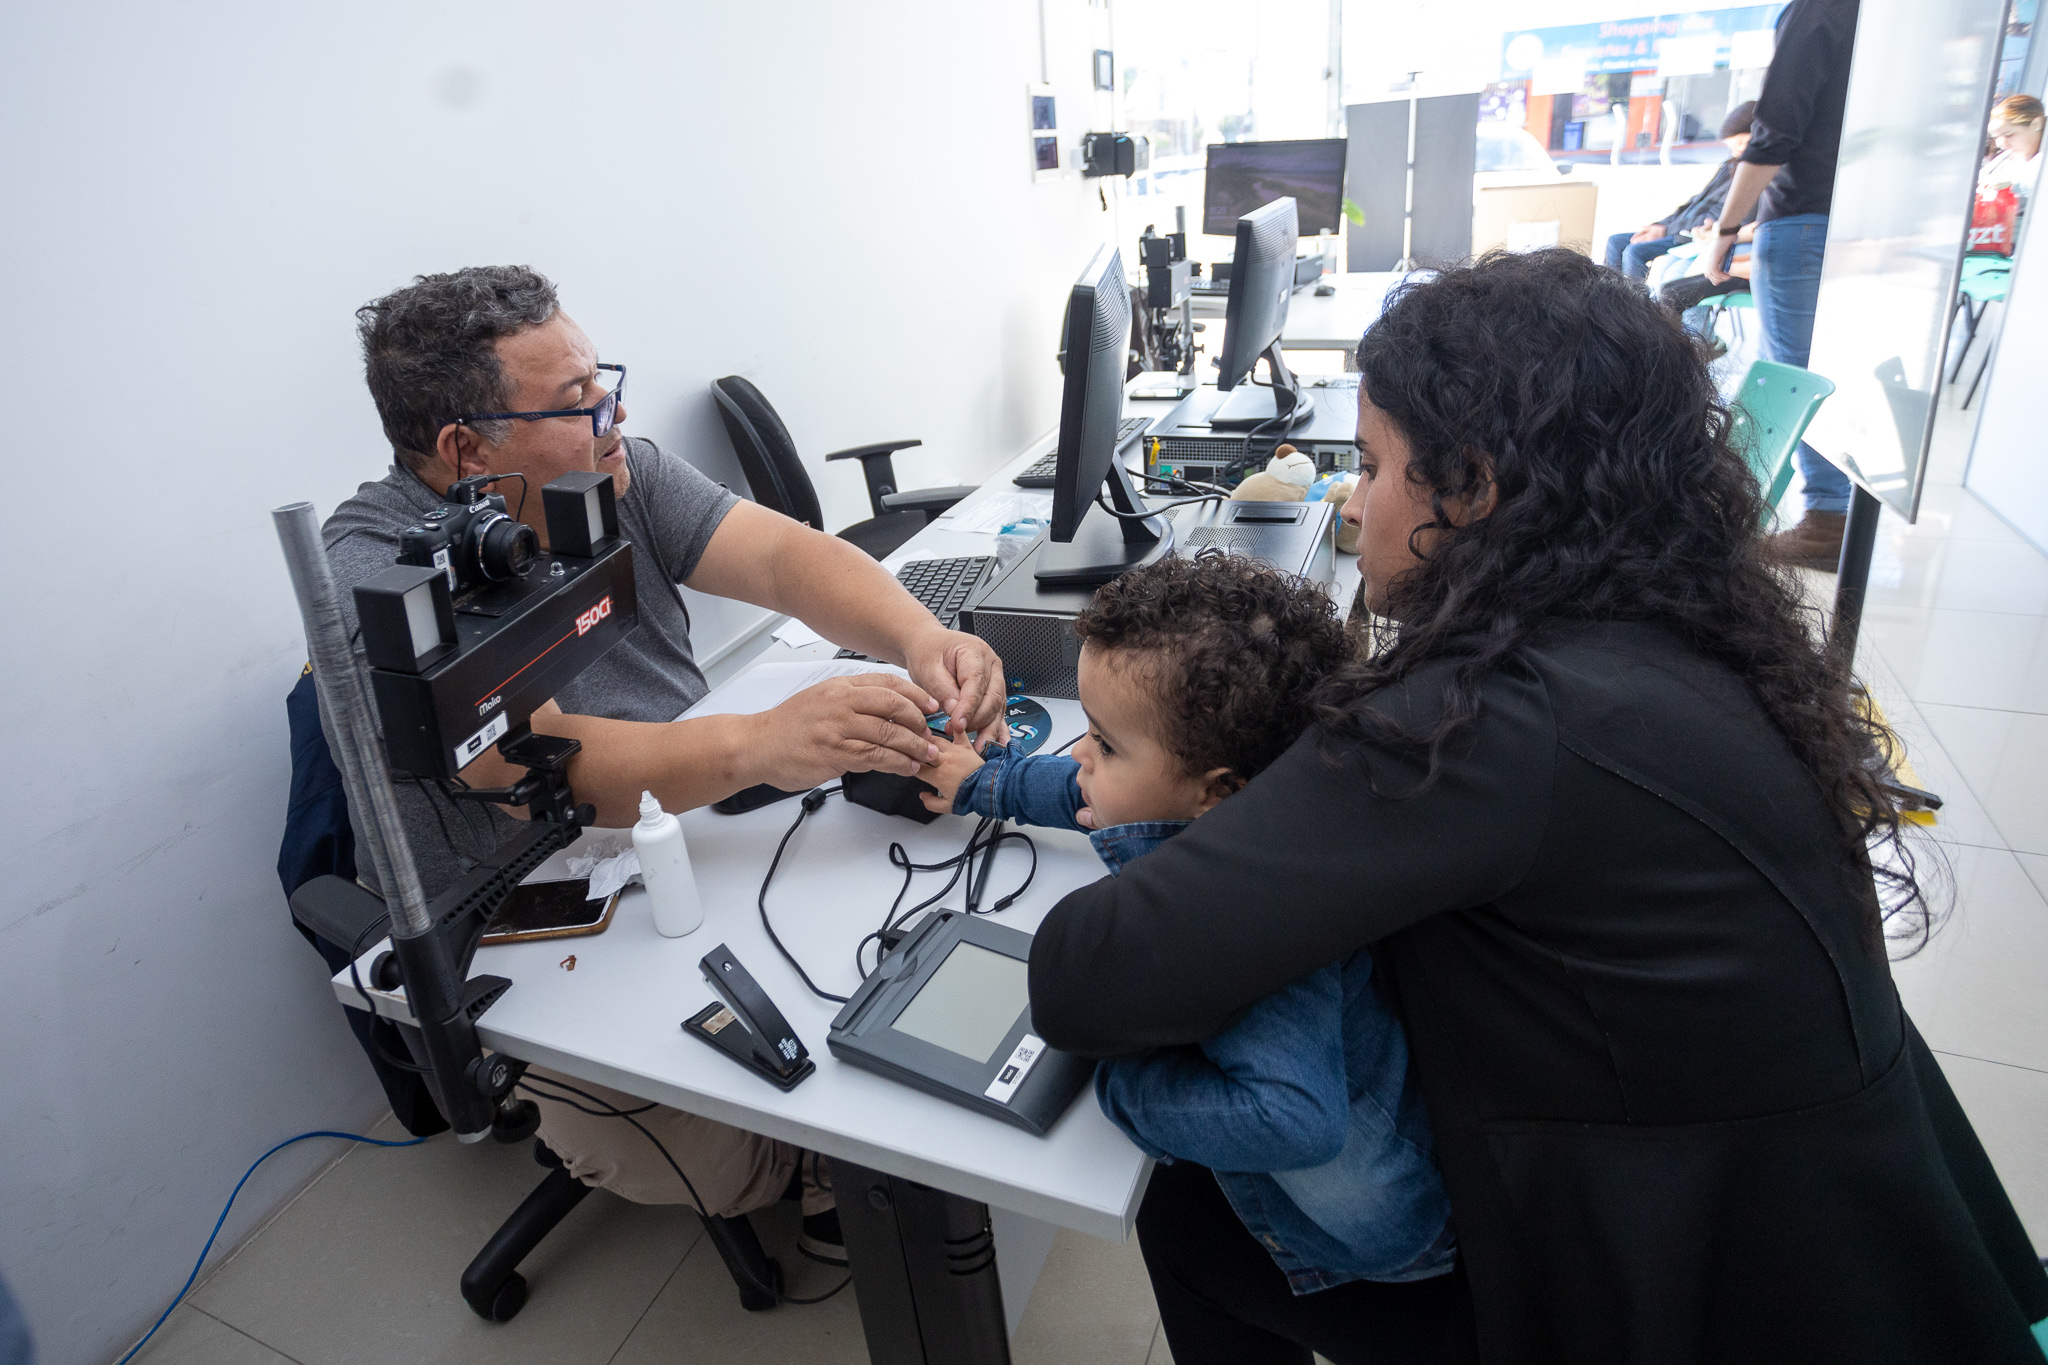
1802;0;2010;520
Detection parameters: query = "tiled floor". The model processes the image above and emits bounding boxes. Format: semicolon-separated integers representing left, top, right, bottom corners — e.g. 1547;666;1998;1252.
1859;389;2048;1249
128;1103;1168;1365
124;387;2047;1365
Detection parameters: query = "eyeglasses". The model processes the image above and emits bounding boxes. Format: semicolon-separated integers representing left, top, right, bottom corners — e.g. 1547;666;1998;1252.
457;363;626;439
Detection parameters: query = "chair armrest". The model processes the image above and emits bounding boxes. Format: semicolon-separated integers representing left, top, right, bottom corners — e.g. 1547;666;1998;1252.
880;485;979;522
825;440;925;518
823;439;922;464
290;874;389;953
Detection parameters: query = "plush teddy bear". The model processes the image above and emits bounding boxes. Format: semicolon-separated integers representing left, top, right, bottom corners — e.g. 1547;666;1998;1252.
1228;445;1318;503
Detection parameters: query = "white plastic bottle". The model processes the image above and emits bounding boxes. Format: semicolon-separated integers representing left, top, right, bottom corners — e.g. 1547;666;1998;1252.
633;791;705;937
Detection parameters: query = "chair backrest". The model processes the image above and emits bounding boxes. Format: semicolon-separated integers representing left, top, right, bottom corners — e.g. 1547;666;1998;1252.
710;376;826;531
1727;359;1835;519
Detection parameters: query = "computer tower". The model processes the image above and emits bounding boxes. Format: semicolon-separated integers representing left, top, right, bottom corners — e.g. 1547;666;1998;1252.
1143;377;1364;488
961;499;1336;699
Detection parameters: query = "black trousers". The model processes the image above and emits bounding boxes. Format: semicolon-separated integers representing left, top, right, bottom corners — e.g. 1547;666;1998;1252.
1135;1159;1475;1365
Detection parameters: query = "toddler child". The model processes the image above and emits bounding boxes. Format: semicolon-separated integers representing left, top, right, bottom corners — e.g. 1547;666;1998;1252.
918;551;1454;1292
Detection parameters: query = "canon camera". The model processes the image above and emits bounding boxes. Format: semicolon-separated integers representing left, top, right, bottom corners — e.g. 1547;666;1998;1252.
398;474;539;596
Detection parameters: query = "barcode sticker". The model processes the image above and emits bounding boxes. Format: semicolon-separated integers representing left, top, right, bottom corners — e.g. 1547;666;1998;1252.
983;1034;1046;1105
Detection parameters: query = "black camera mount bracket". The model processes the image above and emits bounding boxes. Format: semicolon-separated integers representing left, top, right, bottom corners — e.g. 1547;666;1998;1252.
443;727;595;831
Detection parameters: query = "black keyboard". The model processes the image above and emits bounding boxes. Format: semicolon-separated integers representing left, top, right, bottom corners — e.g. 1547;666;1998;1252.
834;557;996;660
1013;415;1155;489
896;555;994;625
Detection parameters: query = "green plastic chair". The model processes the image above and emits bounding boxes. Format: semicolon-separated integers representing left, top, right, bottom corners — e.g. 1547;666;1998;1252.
1693;288;1753;344
1726;359;1836;521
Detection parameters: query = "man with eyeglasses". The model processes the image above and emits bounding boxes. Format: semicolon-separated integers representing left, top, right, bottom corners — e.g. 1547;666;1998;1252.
321;264;1010;1262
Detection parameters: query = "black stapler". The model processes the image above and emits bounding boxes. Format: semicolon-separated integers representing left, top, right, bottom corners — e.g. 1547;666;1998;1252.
683;943;816;1090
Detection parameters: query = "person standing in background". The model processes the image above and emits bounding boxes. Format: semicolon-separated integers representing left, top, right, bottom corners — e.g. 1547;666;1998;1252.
1707;0;1859;572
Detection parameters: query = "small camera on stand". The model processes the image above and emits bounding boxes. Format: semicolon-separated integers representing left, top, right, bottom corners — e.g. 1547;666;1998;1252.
398;474;540;594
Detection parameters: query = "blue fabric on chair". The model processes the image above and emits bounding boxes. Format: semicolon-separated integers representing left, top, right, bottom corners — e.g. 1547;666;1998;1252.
280;666;447;1137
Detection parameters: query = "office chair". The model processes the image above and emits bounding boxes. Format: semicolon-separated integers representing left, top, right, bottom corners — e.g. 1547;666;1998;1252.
711;375;975;560
281;679;786;1321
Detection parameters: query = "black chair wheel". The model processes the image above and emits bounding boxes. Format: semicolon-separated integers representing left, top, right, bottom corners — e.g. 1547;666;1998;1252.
492;1099;540;1144
737;1258;782;1313
466;1271;528;1322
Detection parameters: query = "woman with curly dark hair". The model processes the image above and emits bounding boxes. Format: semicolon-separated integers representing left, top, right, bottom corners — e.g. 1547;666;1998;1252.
1029;250;2048;1364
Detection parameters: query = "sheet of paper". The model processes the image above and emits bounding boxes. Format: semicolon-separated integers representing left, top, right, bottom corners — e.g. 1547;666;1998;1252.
679;659;914;722
936;490;1053;536
770;616;828;649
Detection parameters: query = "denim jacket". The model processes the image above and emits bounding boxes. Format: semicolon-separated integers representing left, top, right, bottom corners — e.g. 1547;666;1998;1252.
954;747;1455;1293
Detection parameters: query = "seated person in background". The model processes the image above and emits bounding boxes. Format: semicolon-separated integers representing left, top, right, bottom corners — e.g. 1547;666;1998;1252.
328;265;1009;1263
920;552;1455;1292
1981;94;2045;217
1659;220;1756;354
1603;100;1759;280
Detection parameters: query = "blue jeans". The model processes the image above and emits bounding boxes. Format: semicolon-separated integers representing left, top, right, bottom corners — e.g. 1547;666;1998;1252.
1604;231;1683;281
1752;214;1850;514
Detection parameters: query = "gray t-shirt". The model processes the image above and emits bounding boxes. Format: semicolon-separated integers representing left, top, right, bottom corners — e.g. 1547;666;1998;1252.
322;436;740;897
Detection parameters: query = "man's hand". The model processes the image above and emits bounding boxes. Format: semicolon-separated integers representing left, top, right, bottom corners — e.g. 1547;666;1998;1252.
745;673;942;791
917;732;987;814
1704;228;1741;285
1630;222;1668;243
902;627;1007;744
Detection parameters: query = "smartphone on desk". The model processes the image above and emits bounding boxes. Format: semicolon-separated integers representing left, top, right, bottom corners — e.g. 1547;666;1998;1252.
481;878;621;946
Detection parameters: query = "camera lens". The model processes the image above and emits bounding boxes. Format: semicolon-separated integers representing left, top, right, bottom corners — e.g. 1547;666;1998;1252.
472;512;538;582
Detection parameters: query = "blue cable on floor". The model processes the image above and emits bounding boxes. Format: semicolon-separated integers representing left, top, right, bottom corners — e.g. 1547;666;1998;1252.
116;1129;426;1365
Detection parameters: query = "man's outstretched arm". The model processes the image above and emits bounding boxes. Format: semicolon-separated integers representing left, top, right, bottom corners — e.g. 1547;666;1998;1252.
463;671;944;828
685;501;1008;736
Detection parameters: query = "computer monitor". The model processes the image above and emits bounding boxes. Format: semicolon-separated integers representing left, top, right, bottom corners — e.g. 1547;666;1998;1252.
1210;197;1310;432
1203;139;1347;237
1037;245;1174;588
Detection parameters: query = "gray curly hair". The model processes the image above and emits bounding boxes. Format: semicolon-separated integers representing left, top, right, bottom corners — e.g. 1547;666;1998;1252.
357;265;559;472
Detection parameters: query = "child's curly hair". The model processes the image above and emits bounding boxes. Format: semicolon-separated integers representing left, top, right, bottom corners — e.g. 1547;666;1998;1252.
1073;549;1348;783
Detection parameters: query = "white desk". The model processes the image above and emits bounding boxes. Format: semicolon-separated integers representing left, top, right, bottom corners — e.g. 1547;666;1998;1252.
1191;270;1398;356
330;414;1354;1359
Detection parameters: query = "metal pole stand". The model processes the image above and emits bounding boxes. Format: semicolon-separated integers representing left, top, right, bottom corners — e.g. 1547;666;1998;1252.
1829;484;1947;815
1828;483;1883;672
836;1160;1011;1365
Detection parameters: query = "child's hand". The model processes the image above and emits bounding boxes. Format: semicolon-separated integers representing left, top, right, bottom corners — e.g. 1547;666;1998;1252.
918;732;986;813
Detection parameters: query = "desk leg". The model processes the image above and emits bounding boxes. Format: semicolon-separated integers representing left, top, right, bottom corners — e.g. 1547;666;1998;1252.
836;1160;1012;1365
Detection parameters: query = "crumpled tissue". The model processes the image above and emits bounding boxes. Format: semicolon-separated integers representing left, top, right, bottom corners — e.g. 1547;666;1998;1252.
566;834;642;901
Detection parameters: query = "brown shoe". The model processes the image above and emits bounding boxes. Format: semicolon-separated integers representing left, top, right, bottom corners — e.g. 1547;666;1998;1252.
1765;511;1847;572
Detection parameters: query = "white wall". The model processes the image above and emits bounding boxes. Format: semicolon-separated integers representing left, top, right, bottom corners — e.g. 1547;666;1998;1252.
0;4;1116;1361
1965;213;2048;552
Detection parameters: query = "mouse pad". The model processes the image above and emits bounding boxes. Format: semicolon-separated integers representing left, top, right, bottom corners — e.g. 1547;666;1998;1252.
922;695;1051;756
1002;695;1051;756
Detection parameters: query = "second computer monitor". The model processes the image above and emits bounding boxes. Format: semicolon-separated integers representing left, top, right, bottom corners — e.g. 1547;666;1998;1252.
1038;245;1173;587
1210;197;1308;430
1203;139;1347;237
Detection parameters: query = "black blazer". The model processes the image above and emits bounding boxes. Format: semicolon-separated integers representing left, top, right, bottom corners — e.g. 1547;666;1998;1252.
1031;621;2048;1363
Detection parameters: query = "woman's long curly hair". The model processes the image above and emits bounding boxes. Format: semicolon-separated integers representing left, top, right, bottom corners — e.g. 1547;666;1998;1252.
1314;249;1928;954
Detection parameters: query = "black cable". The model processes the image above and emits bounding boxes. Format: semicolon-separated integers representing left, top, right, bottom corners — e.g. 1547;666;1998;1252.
409;775;465;862
1093;490;1224;520
1134;467;1229;497
854;816;1037;976
475;471;529;523
1053;730;1085;755
759;787;851;1003
431;777;481;853
517;1072;852;1306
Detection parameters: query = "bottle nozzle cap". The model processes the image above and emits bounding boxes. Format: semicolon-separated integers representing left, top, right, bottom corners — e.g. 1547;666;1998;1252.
638;790;663;822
